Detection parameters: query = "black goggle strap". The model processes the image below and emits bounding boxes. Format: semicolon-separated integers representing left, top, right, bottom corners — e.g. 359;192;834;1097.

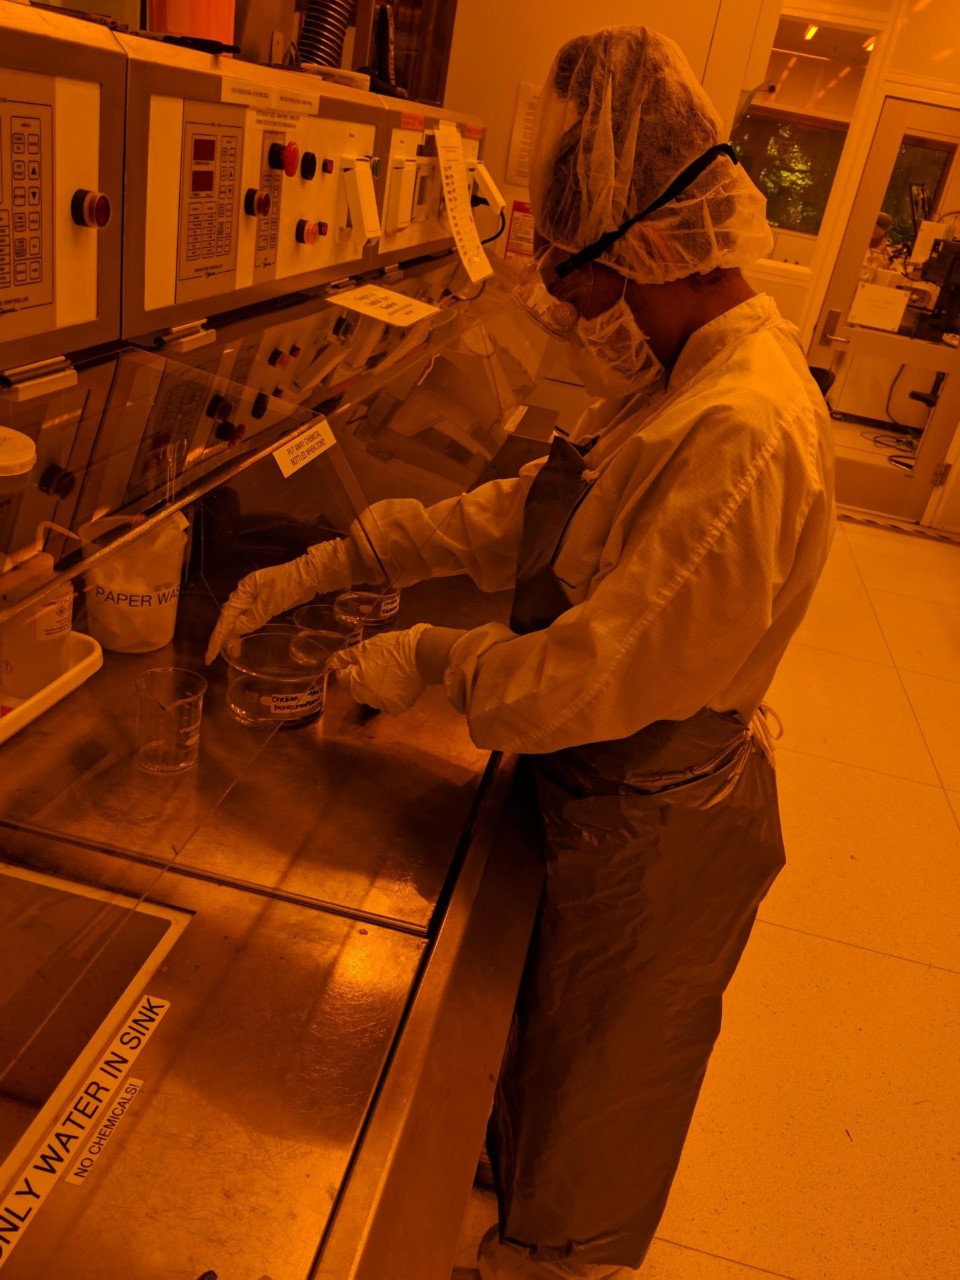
553;142;739;281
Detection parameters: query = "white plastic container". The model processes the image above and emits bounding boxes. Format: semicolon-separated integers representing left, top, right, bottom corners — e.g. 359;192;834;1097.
0;427;36;496
0;551;74;703
0;632;103;743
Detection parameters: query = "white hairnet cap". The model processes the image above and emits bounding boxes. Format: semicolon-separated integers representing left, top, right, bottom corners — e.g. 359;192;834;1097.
529;27;774;283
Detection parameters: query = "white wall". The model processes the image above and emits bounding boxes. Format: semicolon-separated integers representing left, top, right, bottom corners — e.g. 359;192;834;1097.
444;0;779;219
889;0;960;88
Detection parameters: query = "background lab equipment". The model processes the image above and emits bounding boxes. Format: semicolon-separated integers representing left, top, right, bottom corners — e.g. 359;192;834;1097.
0;6;551;1276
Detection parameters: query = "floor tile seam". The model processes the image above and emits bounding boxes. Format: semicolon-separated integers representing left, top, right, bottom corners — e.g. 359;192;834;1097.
884;645;959;795
754;917;960;975
790;637;894;666
775;743;945;791
653;1236;798;1278
862;583;960;615
948;792;960;837
840;536;960;618
892;662;960;687
787;637;895;670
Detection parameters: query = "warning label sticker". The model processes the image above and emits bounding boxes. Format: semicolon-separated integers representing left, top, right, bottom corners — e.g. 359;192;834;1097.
273;419;336;478
0;996;169;1268
65;1079;143;1185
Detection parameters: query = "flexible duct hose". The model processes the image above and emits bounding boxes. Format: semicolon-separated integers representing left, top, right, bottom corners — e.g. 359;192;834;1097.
299;0;353;67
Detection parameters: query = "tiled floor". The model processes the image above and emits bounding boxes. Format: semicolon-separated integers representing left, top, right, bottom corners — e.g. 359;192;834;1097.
453;519;960;1279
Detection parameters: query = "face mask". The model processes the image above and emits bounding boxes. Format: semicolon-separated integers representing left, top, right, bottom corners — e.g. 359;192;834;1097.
569;295;666;398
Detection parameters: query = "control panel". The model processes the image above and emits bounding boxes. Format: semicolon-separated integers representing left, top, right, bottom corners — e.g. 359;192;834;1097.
251;131;284;273
0;105;53;305
0;7;123;372
177;120;243;300
120;35;389;340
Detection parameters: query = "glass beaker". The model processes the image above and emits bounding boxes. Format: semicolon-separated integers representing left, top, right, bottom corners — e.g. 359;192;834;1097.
292;602;362;649
135;668;207;773
332;587;401;634
223;624;335;727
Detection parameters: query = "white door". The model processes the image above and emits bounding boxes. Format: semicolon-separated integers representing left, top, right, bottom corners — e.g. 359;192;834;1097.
809;97;960;522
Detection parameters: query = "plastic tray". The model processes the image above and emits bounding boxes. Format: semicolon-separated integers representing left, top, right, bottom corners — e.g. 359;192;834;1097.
0;631;104;745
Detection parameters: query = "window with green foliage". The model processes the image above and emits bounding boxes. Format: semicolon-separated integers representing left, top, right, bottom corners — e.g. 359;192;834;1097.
731;109;848;234
878;138;955;250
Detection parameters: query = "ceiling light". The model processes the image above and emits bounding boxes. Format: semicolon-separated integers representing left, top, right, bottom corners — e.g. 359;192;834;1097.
863;37;876;52
772;45;831;62
804;24;819;40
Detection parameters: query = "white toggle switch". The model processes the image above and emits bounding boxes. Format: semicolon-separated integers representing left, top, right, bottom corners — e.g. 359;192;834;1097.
470;161;506;219
385;158;417;235
342;157;381;246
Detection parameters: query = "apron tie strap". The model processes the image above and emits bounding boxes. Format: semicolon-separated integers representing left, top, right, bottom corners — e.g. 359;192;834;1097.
748;703;783;767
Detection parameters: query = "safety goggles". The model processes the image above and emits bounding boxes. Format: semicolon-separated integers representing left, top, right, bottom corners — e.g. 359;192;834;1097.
513;143;738;336
513;246;591;337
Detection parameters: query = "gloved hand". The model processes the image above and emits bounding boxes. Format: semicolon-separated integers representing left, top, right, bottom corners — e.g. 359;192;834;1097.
328;624;430;715
205;538;356;663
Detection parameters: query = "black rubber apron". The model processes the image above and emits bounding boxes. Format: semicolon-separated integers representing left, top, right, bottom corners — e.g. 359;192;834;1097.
489;434;787;1269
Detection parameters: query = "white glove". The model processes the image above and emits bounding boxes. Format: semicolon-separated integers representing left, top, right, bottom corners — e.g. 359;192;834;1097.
328;624;430;715
206;539;356;663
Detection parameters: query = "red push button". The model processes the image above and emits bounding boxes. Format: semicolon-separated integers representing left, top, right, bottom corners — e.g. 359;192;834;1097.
296;219;319;245
317;221;329;237
71;189;111;228
269;141;300;177
321;158;335;175
268;348;291;369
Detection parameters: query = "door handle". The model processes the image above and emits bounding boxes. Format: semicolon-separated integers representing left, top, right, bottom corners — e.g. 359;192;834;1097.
821;308;850;345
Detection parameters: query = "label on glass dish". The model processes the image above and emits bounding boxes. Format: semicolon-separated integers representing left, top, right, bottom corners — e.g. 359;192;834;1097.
260;684;325;718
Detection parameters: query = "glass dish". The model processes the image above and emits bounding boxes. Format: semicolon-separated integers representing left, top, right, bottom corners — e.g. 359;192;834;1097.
224;625;336;727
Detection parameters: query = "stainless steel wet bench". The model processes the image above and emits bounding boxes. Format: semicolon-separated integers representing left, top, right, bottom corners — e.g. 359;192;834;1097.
0;577;542;1280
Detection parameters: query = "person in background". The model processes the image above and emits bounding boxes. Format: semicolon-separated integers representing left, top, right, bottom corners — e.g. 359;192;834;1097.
861;210;896;279
208;27;835;1279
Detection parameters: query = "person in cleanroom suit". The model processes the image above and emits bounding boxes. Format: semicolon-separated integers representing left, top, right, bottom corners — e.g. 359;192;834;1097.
207;27;835;1279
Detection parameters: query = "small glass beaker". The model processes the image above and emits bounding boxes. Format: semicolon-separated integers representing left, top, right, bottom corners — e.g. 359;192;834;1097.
333;587;401;634
292;602;363;649
135;668;207;773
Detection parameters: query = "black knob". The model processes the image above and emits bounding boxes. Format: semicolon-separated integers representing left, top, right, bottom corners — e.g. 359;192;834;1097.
215;421;246;446
252;392;269;420
300;152;318;181
206;394;234;421
39;463;76;498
